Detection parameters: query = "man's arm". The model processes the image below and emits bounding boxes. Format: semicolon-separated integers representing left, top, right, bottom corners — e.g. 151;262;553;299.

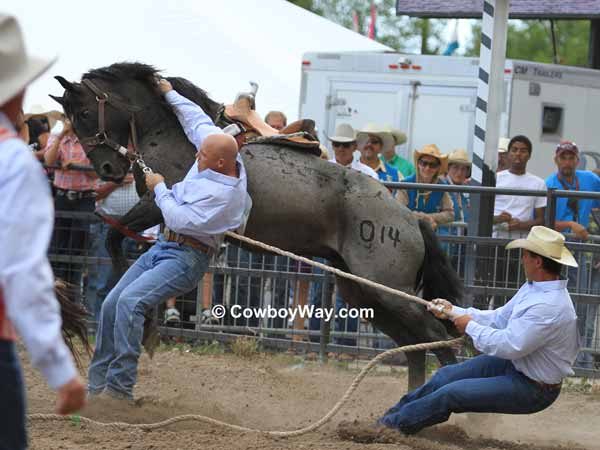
430;298;513;329
158;79;222;149
0;147;78;391
464;304;557;359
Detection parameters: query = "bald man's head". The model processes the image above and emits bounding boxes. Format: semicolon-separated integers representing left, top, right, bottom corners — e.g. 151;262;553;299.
196;134;239;176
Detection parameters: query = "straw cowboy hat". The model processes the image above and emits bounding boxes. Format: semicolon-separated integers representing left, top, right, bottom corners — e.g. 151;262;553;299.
498;137;510;154
0;14;56;106
357;123;407;152
506;226;578;267
326;123;356;143
24;104;65;129
448;148;471;167
413;144;448;174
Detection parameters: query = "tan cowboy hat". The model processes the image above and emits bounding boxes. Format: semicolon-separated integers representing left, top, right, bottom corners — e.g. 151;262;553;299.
0;14;56;106
356;123;396;153
413;144;448;174
498;137;510;154
24;104;65;129
448;148;472;167
326;123;356;143
390;127;407;146
506;226;578;268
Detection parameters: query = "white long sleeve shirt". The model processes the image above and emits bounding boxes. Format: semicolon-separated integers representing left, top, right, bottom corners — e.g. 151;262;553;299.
153;91;248;248
0;112;77;390
453;279;579;384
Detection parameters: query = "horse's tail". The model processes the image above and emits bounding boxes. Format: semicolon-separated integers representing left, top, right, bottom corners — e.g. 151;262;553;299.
415;220;463;305
55;279;92;369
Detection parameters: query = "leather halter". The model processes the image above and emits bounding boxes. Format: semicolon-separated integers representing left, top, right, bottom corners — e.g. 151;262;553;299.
78;78;143;162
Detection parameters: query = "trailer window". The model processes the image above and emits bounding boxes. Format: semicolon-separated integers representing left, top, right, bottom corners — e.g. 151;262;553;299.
541;105;563;137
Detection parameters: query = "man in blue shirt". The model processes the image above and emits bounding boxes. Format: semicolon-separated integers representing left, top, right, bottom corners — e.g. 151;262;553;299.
87;79;249;400
545;141;600;240
378;226;579;435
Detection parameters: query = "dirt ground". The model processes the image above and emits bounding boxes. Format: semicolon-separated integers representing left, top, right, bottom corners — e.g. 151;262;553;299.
21;343;600;450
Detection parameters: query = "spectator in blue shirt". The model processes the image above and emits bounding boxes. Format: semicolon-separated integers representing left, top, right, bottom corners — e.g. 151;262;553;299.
356;124;402;184
545;141;600;240
398;144;454;230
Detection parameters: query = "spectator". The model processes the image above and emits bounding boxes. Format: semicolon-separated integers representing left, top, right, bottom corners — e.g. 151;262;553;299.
493;135;546;239
546;141;600;369
398;144;453;231
44;119;98;288
356;124;402;183
327;123;377;179
0;14;86;449
378;127;414;177
438;148;471;271
264;110;287;130
497;137;510;172
24;106;63;160
86;173;140;321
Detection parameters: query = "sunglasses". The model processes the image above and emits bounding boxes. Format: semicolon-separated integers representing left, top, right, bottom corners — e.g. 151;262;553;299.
418;159;440;169
366;138;382;146
332;142;355;149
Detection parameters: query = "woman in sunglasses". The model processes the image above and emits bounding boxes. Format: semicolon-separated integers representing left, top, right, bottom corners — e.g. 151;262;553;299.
398;144;453;230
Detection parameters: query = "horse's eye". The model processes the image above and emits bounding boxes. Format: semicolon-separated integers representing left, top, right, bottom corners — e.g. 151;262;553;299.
80;110;91;119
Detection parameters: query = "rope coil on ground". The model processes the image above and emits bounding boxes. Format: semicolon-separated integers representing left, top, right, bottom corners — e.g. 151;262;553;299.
28;337;463;435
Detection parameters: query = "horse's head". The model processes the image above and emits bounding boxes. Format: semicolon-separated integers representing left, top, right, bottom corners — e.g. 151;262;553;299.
52;63;224;183
51;63;162;182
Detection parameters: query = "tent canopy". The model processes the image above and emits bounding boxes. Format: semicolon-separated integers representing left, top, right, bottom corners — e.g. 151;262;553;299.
5;0;390;122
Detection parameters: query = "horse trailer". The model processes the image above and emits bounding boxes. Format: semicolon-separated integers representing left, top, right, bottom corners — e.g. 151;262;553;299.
298;52;600;179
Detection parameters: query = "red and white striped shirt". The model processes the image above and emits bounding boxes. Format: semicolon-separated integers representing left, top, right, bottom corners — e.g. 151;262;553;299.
44;133;98;191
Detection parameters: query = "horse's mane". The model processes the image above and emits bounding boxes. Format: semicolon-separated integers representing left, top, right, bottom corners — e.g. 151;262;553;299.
82;62;222;120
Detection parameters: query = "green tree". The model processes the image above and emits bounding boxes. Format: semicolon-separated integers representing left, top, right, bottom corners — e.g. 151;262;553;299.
291;0;447;54
465;20;590;67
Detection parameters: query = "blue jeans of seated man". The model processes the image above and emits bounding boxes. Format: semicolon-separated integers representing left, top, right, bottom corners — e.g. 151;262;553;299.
87;237;210;399
379;355;560;435
0;340;27;450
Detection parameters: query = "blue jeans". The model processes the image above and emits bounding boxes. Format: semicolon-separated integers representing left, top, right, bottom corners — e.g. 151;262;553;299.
379;355;560;435
0;340;26;450
87;237;210;398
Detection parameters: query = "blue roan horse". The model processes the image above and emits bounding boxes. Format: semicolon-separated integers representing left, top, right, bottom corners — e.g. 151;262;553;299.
53;63;463;388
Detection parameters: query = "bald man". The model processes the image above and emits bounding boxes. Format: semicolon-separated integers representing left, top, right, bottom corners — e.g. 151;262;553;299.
87;79;249;401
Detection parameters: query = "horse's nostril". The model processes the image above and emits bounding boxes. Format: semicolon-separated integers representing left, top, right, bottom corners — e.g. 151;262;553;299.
101;162;113;175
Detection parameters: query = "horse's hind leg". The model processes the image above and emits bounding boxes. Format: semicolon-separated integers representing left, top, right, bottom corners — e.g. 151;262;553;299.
335;276;430;389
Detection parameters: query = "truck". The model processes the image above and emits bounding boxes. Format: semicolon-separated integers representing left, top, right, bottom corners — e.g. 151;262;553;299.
298;51;600;179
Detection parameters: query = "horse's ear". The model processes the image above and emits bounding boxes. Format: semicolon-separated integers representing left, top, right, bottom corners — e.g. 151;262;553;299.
49;94;65;106
54;75;75;91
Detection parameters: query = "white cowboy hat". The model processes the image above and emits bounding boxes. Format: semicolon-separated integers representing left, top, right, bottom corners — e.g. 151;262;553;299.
0;14;56;106
498;137;510;154
506;226;578;267
327;123;356;143
356;123;397;153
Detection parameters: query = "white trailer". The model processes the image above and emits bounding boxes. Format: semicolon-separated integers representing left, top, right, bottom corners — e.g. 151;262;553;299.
298;52;600;179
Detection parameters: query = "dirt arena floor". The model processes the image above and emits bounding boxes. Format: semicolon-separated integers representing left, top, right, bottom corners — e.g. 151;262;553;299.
21;342;600;450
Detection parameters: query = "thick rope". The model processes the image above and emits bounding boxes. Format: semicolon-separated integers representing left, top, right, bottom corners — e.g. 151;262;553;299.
225;231;431;307
28;337;462;435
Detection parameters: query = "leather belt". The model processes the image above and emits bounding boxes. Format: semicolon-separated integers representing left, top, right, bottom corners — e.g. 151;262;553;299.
527;376;562;391
163;227;214;256
56;188;96;201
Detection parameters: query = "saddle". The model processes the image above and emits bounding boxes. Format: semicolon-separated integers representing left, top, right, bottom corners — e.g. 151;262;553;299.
219;84;323;157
